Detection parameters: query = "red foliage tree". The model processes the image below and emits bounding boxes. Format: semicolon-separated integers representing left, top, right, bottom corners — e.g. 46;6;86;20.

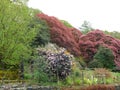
37;13;82;56
79;30;120;69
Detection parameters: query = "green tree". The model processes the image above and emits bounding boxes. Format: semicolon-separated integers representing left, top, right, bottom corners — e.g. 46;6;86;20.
26;9;50;47
0;0;37;68
94;46;115;69
104;30;120;39
30;17;50;47
80;21;93;34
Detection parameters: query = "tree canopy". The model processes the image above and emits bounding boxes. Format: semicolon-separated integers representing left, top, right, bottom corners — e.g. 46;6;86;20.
0;0;37;67
37;13;82;56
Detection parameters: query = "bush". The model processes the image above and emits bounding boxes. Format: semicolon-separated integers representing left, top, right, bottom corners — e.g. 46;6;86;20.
88;59;103;68
33;56;49;83
94;68;112;78
94;46;115;69
75;57;87;69
31;18;50;47
0;70;19;80
65;76;74;85
37;43;74;80
24;54;50;83
79;30;120;69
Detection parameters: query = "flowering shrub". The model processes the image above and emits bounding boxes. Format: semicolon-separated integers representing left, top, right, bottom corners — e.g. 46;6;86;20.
37;43;74;80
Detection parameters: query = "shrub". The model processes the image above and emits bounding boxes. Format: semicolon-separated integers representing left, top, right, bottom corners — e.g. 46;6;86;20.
65;76;74;85
74;78;81;85
94;68;112;78
88;59;103;68
106;78;113;84
24;55;50;83
94;46;115;69
33;56;49;83
0;70;19;80
75;57;87;69
79;30;120;69
37;43;74;80
31;17;50;47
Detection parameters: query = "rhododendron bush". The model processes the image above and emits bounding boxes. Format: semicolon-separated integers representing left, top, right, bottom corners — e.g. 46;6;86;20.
37;43;74;80
37;13;82;56
79;30;120;69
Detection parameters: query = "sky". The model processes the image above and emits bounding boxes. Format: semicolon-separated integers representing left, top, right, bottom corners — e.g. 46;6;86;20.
28;0;120;32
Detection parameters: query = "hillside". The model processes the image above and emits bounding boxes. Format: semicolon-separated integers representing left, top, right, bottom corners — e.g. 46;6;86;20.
37;13;120;69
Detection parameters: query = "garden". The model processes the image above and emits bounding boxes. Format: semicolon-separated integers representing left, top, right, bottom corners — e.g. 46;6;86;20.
0;0;120;90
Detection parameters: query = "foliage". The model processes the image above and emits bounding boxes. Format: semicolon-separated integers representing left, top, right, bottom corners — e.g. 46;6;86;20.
79;30;120;69
0;0;37;67
75;57;87;69
94;68;112;78
26;8;50;47
106;78;113;84
33;56;49;83
10;0;28;5
94;46;114;69
104;30;120;39
64;64;82;85
112;72;120;83
80;20;93;34
65;76;74;85
0;70;19;80
30;16;50;47
88;59;103;68
24;53;50;83
37;43;74;80
37;13;82;56
61;20;73;28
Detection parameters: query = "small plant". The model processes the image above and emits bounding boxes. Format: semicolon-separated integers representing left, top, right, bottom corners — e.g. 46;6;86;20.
88;59;103;68
65;76;74;85
106;78;113;84
75;56;87;69
74;78;81;85
94;68;112;78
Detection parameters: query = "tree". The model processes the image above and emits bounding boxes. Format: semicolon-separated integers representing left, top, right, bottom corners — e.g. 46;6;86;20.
30;16;50;47
37;13;82;56
80;21;93;34
94;46;115;69
79;30;120;69
10;0;28;5
0;0;36;68
104;30;120;39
